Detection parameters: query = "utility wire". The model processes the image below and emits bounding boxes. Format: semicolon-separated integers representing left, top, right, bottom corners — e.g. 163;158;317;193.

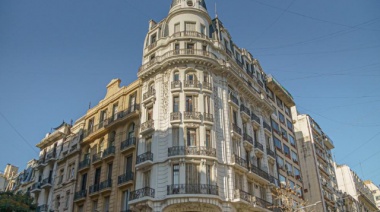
246;0;380;32
0;112;38;154
248;0;296;46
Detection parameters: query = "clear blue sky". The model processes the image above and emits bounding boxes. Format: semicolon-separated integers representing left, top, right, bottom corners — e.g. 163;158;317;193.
1;0;379;186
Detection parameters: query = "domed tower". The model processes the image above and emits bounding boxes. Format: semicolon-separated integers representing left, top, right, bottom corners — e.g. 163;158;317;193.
132;1;277;211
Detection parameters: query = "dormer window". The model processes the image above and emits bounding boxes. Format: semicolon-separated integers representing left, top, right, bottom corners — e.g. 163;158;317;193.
151;33;157;44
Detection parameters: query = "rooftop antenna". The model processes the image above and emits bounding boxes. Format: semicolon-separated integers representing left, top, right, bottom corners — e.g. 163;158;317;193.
215;2;218;18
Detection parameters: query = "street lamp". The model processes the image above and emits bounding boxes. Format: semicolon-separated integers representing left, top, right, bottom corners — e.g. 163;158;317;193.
295;201;322;211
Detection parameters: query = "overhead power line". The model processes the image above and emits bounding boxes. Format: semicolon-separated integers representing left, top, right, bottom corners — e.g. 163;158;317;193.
0;112;38;154
338;131;380;162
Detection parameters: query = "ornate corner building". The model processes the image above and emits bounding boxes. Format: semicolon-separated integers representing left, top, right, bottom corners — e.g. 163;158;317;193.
131;0;295;211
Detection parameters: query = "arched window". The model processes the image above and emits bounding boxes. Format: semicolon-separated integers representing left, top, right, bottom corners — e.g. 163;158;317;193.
127;123;135;140
109;131;116;147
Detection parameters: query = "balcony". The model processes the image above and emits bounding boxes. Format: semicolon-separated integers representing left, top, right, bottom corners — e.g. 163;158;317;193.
45;152;56;164
266;75;295;107
78;158;90;172
129;187;155;201
171;80;182;91
240;104;251;120
118;172;134;188
249;165;270;183
256;197;274;211
167;184;218;196
231;124;242;138
183;80;201;91
102;146;115;161
267;148;275;161
106;104;140;127
234;189;252;203
229;93;239;108
31;182;41;193
74;190;87;202
231;154;248;171
323;135;335;149
170;112;182;124
140;120;154;135
183;112;202;123
89;184;100;196
243;133;254;146
203;113;214;124
40;177;52;189
143;89;156;102
99;179;112;194
263;121;272;133
202;82;213;93
146;41;157;51
136;152;153;168
120;137;136;153
36;204;48;212
251;113;261;126
168;146;216;158
269;176;279;187
255;142;264;155
92;152;102;165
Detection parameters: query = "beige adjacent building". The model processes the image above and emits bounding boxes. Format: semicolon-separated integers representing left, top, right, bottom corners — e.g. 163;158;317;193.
7;160;37;194
292;114;340;212
364;180;380;210
265;75;305;208
31;122;72;212
51;117;85;212
336;165;378;212
0;164;18;191
73;79;141;212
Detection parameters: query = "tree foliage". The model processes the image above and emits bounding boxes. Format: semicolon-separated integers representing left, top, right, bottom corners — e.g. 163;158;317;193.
0;191;37;212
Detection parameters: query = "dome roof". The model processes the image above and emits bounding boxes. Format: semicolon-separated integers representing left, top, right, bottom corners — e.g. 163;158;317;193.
170;0;207;11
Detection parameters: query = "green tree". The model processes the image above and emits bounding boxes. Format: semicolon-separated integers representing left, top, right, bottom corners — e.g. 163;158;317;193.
0;191;37;212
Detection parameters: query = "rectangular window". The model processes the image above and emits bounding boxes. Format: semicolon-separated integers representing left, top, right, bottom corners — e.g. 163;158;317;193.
100;110;107;126
174;43;180;54
271;120;280;134
174;23;180;34
94;168;101;185
206;165;212;185
276;156;284;168
248;181;253;195
276;97;283;109
129;93;136;111
286;119;293;131
172;127;179;146
285;106;291;117
92;200;98;212
186;43;194;54
151;33;157;44
281;127;288;140
146;137;152;152
283;145;290;158
112;104;118;120
185;96;193;112
232;110;238;124
147;107;153;120
104;196;110;212
234;173;243;190
187;128;197;146
78;205;83;212
200;24;206;35
185;22;196;32
204;95;211;114
278;112;285;124
233;139;240;156
291;151;298;163
286;162;293;173
81;173;87;191
107;163;113;180
143;170;151;187
289;135;296;147
279;174;286;187
186;164;199;184
274;137;282;151
88;118;94;131
173;96;180;112
125;156;132;173
173;164;180;184
289;180;295;190
205;130;211;148
122;190;129;210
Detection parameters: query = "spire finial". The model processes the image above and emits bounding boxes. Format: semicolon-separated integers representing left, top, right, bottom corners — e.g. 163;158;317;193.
215;2;218;18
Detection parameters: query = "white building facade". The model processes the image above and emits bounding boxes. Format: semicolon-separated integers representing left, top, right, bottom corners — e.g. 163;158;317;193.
130;1;279;211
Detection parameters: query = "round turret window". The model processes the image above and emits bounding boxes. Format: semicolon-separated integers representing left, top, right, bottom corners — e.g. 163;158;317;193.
187;0;194;7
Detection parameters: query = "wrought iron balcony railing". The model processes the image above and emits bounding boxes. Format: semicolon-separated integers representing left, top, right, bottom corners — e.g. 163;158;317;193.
267;148;275;158
121;137;136;151
263;121;272;131
255;142;264;151
129;187;155;200
141;120;154;132
168;146;216;157
251;113;260;124
202;82;213;91
240;104;251;116
74;190;87;201
102;146;115;158
229;93;239;106
184;80;201;89
167;184;218;195
243;133;253;144
171;80;181;89
232;154;248;168
170;112;181;121
89;184;100;194
78;158;90;170
136;152;153;164
232;124;242;135
99;179;112;191
118;172;134;185
250;165;270;181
